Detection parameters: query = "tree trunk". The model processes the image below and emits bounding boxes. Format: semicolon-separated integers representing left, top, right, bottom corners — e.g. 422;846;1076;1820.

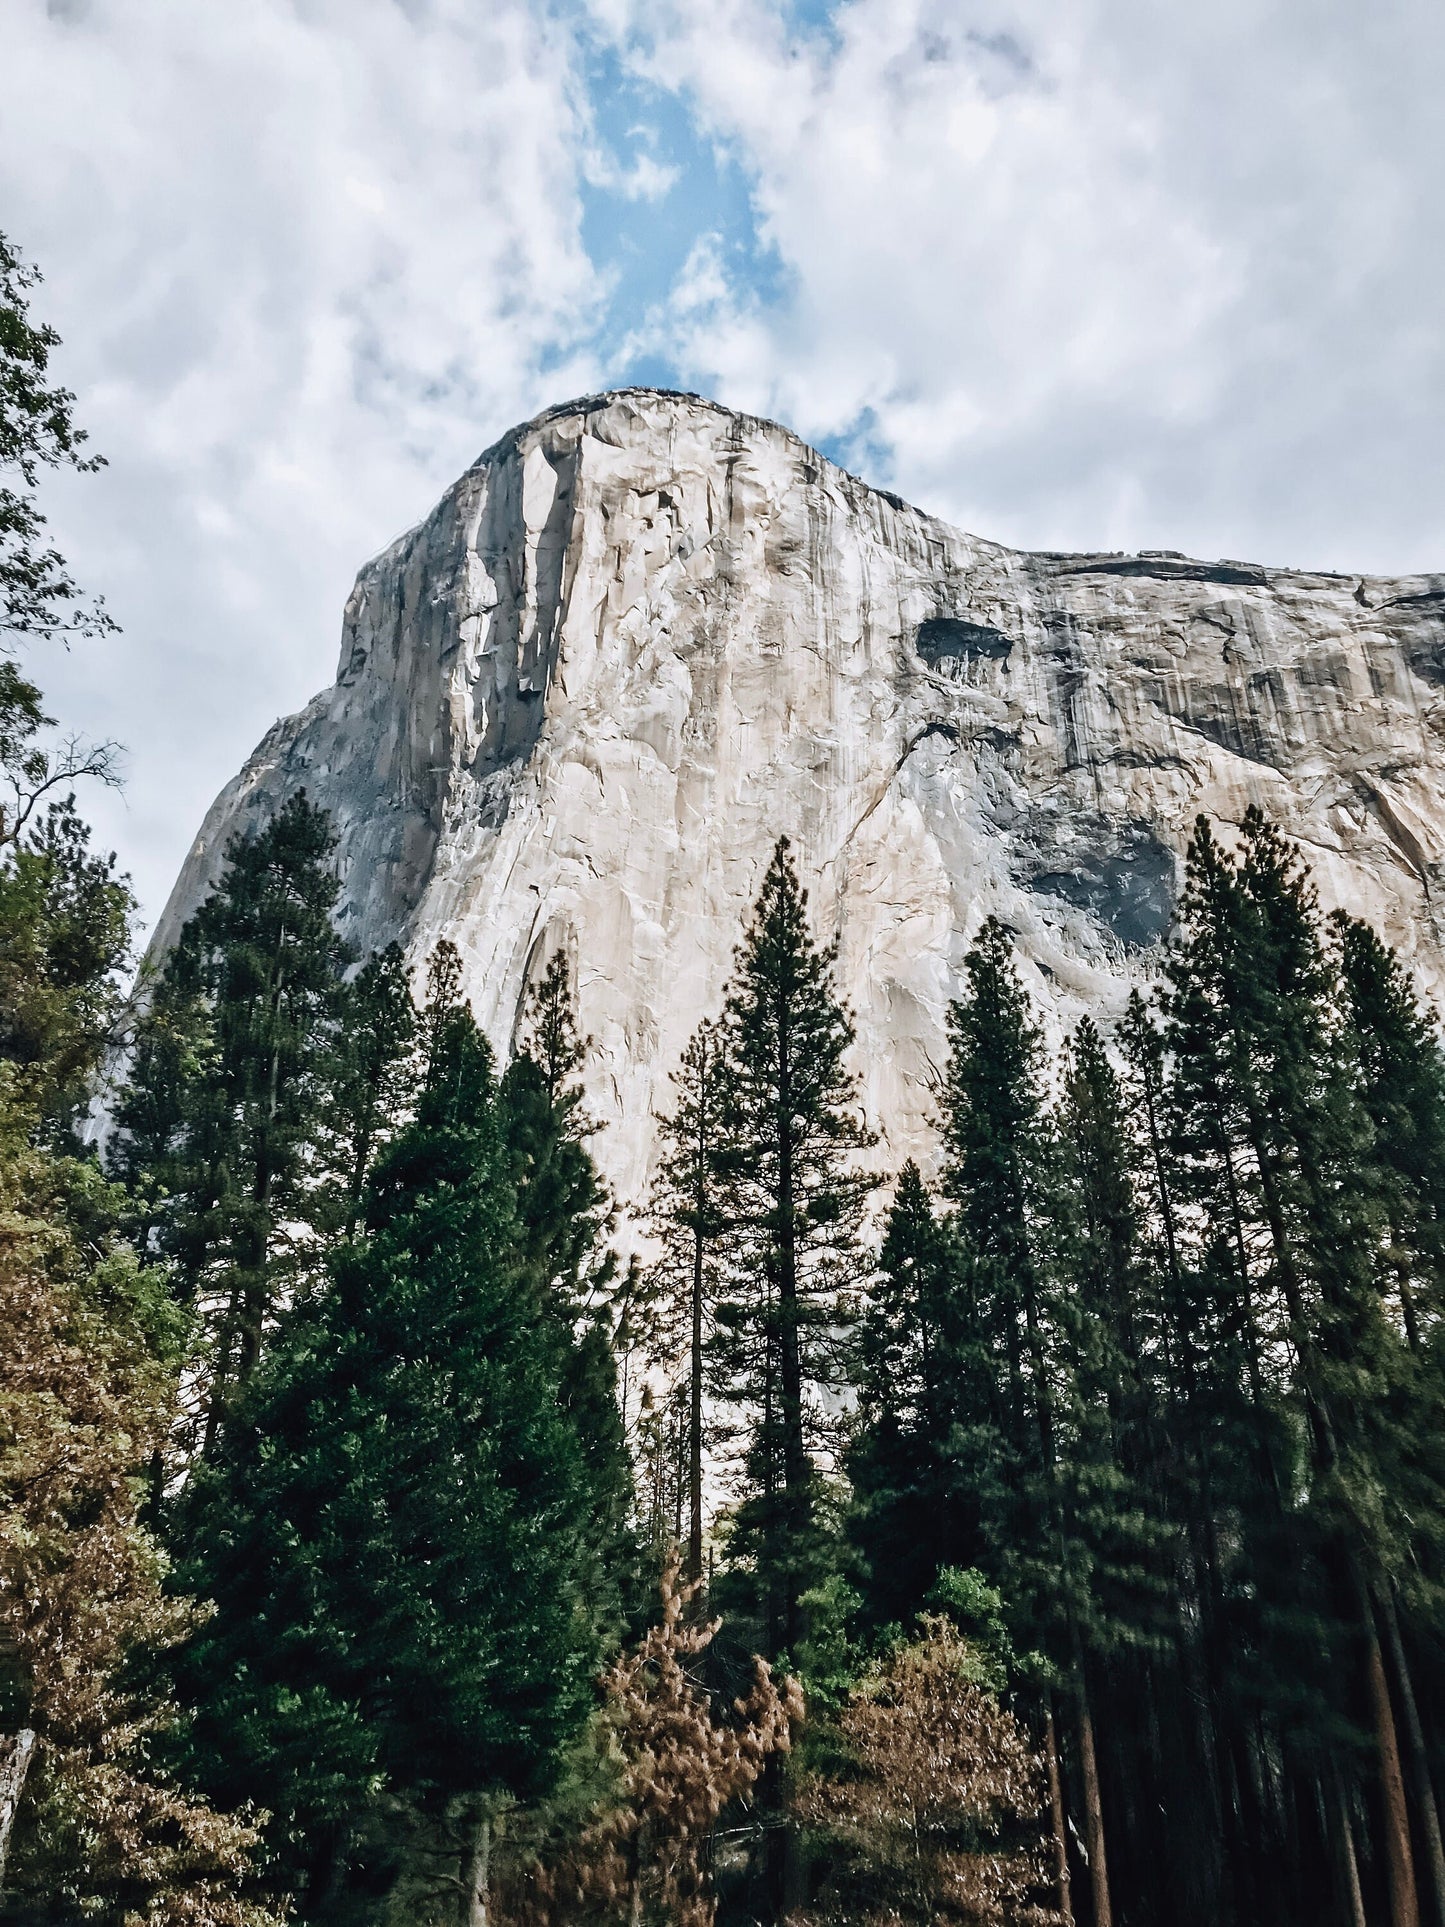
462;1812;491;1927
1044;1704;1074;1925
0;1729;36;1899
1334;1768;1369;1927
1076;1679;1113;1927
1365;1609;1421;1927
775;1024;807;1656
1378;1587;1445;1927
689;1214;705;1584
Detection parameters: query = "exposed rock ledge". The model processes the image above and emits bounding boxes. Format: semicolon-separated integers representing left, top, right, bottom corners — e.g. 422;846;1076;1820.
152;388;1445;1202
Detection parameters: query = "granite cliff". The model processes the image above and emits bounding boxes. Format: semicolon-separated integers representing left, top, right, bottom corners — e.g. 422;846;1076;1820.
153;389;1445;1202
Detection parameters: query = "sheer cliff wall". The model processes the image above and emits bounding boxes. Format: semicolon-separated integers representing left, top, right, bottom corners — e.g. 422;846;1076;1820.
153;389;1445;1199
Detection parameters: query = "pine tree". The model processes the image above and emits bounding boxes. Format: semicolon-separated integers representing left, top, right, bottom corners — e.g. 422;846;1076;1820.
500;948;637;1623
1334;912;1445;1923
312;941;418;1245
847;1162;975;1630
938;921;1135;1925
939;917;1050;1460
1155;811;1445;1927
111;791;351;1441
711;839;875;1659
1050;1018;1170;1631
501;948;616;1317
650;1018;726;1582
172;965;606;1915
1335;909;1445;1347
934;921;1056;1633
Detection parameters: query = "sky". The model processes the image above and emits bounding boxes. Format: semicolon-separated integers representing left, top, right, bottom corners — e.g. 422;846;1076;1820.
3;0;1443;933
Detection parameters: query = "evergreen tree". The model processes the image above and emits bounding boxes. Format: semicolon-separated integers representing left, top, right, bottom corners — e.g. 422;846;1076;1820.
938;917;1051;1465
312;942;418;1245
1152;811;1445;1927
711;839;875;1659
937;919;1125;1927
649;1018;726;1582
173;961;605;1915
933;920;1054;1637
111;791;351;1440
500;948;636;1621
501;949;616;1316
1335;908;1445;1347
1050;1017;1170;1635
846;1162;974;1630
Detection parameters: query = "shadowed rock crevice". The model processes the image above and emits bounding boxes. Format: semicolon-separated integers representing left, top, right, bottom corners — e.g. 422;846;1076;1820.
1019;819;1178;949
1047;553;1270;588
915;616;1015;665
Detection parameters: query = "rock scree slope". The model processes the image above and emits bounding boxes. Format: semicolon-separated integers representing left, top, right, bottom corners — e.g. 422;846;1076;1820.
152;388;1445;1200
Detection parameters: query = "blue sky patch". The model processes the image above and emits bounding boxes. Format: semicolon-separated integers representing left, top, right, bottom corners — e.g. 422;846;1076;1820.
574;29;787;388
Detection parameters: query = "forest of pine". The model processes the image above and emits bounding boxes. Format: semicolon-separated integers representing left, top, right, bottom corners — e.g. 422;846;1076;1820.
3;230;1445;1927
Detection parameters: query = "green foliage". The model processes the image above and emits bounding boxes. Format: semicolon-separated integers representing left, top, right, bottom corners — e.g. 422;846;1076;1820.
846;1161;978;1631
648;1018;727;1579
311;942;418;1244
501;948;617;1318
501;948;637;1624
172;988;607;1909
0;231;115;645
924;1569;1017;1694
1335;907;1445;1345
709;839;876;1657
0;788;131;1134
111;791;352;1434
793;1573;868;1721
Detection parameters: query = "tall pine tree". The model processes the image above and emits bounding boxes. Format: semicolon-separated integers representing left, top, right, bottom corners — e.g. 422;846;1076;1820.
501;948;637;1623
649;1018;726;1583
846;1160;975;1631
111;791;351;1442
711;838;875;1660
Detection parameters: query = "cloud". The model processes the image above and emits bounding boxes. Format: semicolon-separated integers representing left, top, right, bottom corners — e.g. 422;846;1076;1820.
1;0;607;927
3;0;1441;934
598;0;1445;572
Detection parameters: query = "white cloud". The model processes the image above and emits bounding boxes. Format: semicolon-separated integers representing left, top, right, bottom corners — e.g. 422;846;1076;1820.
1;0;606;928
4;0;1441;935
603;0;1445;571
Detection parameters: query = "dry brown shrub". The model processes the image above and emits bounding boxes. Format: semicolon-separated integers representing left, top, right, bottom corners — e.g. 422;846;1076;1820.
495;1563;801;1927
788;1615;1060;1927
0;1136;279;1923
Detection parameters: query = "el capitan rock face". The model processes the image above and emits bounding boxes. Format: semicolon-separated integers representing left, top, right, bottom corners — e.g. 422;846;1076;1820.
153;388;1445;1201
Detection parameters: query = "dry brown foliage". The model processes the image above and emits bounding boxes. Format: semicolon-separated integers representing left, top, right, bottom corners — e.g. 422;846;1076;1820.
0;1133;280;1923
495;1563;802;1927
789;1616;1059;1927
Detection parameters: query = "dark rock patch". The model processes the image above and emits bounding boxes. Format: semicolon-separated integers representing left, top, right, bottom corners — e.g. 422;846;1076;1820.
916;616;1015;665
1021;820;1176;948
1049;555;1268;588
